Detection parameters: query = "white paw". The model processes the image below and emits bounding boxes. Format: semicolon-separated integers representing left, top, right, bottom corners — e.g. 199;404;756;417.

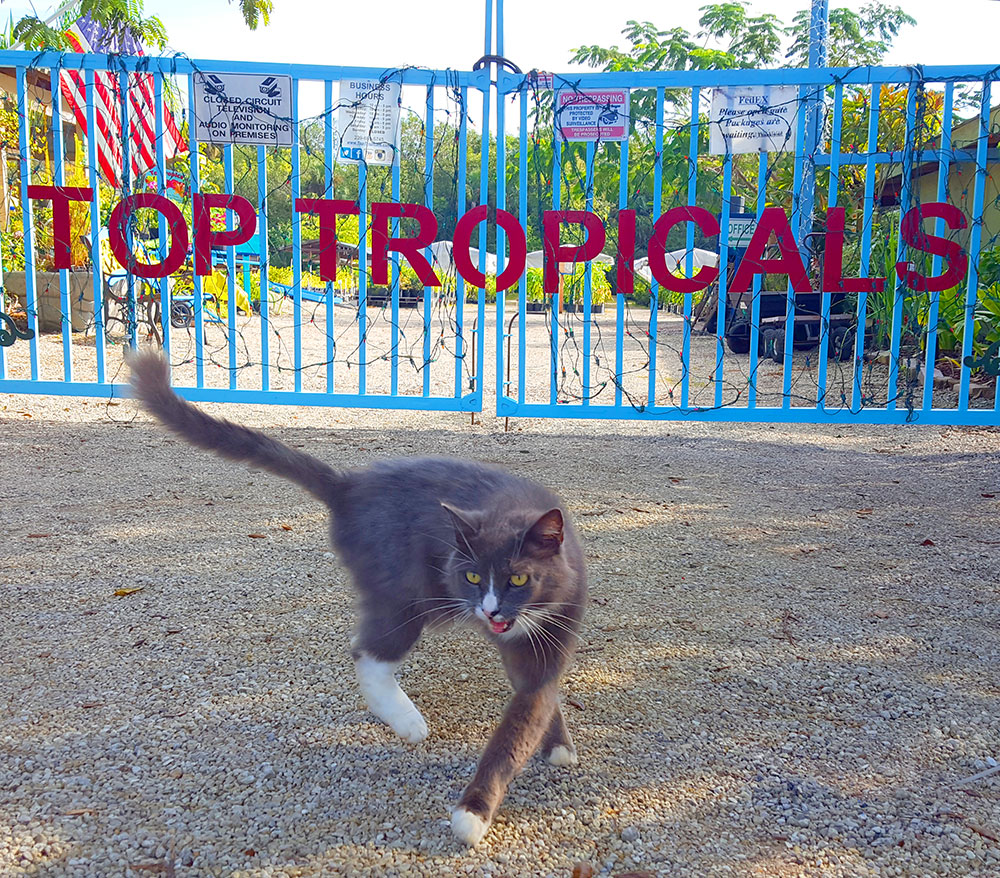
451;807;490;845
391;709;429;744
548;745;578;767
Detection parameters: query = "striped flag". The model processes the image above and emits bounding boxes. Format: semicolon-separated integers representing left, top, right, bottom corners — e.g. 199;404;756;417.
59;14;186;190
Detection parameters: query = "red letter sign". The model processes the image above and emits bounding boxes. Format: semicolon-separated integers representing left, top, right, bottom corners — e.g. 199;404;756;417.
108;194;189;279
193;193;257;276
294;198;360;282
616;209;637;297
731;207;811;294
542;211;607;294
822;207;886;294
371;203;440;287
897;202;968;292
452;205;527;291
646;206;720;293
27;185;93;269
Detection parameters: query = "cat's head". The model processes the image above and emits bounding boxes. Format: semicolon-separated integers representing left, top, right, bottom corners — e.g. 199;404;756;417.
441;502;573;639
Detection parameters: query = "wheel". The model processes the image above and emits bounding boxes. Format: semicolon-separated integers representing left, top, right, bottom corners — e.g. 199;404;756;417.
170;300;194;328
726;322;751;354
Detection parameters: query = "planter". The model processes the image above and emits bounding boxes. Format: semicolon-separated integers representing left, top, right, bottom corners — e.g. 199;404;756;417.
525;301;549;313
563;303;605;314
6;271;95;332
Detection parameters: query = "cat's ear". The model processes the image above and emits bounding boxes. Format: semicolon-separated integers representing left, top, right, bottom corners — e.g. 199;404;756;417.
522;508;564;558
441;502;481;545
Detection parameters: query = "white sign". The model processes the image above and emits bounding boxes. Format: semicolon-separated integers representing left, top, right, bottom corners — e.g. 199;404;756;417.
554;88;629;142
709;86;798;155
338;79;402;166
727;214;756;249
193;72;292;146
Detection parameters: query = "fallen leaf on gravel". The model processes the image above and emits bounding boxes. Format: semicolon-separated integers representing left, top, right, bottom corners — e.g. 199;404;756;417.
166;629;182;635
80;702;103;709
281;524;293;531
613;872;656;878
572;863;595;878
27;533;51;538
856;508;873;516
248;533;267;539
968;822;1000;842
65;808;96;816
114;587;145;597
38;651;51;658
668;477;686;483
921;539;936;546
566;698;585;711
982;493;996;499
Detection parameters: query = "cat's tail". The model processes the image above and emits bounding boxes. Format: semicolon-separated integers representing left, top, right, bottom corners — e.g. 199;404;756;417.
128;350;343;506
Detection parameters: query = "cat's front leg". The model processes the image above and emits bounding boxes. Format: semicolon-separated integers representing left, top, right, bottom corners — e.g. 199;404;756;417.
451;684;557;845
542;703;578;766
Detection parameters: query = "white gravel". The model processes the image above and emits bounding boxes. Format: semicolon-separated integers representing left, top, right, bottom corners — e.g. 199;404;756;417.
2;365;999;876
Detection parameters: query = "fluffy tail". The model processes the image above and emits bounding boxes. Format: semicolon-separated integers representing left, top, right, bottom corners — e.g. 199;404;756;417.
128;351;342;506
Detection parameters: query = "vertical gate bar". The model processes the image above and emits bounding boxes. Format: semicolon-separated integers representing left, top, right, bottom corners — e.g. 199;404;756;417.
783;98;809;409
681;87;699;409
224;144;237;389
424;83;434;398
118;70;136;349
51;62;72;382
583;140;594;406
258;144;270;391
359;161;368;396
291;77;302;392
154;72;171;368
649;86;664;407
456;86;469;400
16;66;40;380
923;82;954;412
325;80;335;393
391;136;401;396
748;152;767;408
549;134;561;406
886;84;917;411
615;112;630;409
85;68;106;384
518;86;528;406
816;81;843;408
187;72;205;388
715;153;732;407
958;79;991;412
496;78;508;406
852;83;881;410
477;71;490;407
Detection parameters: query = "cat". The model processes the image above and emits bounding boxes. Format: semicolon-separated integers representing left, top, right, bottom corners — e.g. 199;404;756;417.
127;351;587;846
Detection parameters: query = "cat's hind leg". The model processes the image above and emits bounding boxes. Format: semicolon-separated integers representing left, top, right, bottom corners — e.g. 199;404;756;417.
352;610;428;744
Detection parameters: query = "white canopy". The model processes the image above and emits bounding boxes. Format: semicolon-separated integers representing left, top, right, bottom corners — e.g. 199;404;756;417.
633;248;719;284
524;250;615;270
430;240;497;276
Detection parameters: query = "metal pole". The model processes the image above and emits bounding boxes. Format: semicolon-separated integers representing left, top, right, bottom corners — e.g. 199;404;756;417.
799;0;829;260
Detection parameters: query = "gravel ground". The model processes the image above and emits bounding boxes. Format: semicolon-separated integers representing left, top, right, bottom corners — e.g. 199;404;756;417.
2;338;1000;876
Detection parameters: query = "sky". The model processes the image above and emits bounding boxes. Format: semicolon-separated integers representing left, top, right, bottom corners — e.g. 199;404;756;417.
6;0;1000;72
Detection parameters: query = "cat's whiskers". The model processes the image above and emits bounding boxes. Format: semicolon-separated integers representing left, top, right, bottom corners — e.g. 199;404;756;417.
518;611;575;662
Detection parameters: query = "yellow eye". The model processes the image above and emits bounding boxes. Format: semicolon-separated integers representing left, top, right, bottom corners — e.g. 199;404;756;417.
465;571;482;584
509;574;528;587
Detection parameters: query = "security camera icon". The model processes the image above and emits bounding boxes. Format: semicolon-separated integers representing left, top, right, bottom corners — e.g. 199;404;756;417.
259;77;281;98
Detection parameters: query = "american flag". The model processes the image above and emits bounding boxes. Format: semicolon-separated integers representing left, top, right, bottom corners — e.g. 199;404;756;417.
59;14;187;190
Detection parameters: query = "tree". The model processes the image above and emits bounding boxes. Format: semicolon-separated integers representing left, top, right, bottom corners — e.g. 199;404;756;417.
4;0;273;52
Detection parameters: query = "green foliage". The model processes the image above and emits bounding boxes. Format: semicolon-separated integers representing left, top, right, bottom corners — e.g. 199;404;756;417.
785;3;915;67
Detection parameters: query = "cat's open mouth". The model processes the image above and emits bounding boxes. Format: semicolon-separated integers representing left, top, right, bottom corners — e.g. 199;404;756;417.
489;618;514;634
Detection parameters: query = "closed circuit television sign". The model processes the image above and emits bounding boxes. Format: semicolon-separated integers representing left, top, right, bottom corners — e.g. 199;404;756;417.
193;72;293;146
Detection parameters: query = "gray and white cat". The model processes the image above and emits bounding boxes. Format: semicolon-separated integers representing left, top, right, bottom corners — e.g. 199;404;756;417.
128;352;587;845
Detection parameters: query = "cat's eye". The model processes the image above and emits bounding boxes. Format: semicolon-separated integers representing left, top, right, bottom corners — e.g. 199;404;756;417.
509;574;528;587
465;571;482;585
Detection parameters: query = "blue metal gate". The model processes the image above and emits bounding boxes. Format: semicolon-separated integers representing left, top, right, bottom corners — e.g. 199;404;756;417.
1;6;999;425
0;52;486;412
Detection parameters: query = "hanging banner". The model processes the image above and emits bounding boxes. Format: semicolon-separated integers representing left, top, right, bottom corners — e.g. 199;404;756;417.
554;88;630;142
709;86;798;155
192;72;293;146
338;79;402;166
